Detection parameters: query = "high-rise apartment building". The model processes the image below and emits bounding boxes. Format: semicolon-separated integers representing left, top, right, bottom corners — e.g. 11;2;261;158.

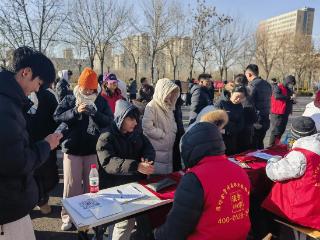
258;7;315;50
259;7;314;37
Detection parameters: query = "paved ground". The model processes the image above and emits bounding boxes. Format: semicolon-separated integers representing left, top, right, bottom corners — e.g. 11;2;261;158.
31;96;313;240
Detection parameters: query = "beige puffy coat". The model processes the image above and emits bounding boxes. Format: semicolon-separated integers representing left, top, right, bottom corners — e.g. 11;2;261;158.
142;78;180;174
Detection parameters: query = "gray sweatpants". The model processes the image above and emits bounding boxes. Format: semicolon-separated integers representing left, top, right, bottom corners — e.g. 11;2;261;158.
61;153;97;224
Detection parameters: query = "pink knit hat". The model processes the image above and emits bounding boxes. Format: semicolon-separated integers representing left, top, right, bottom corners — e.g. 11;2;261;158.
103;73;118;84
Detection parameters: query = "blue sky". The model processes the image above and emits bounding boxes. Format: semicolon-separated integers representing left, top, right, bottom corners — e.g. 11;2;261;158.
200;0;320;39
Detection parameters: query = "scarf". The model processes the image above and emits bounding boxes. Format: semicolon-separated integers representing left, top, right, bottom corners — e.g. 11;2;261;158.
73;85;99;135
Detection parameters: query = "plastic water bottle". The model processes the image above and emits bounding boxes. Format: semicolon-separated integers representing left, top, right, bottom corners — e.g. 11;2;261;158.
89;164;99;193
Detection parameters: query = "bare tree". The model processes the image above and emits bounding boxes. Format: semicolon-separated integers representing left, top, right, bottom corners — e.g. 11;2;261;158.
121;36;140;81
196;36;214;74
187;0;231;79
141;0;172;83
212;19;247;80
155;51;167;80
274;34;292;79
94;0;130;74
165;0;188;80
120;33;150;81
307;44;320;90
0;42;10;67
255;28;286;79
0;0;67;53
68;0;100;68
237;34;256;73
290;34;314;89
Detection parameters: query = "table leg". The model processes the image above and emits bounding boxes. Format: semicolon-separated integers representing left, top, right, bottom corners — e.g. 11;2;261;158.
293;230;307;240
78;230;90;240
93;226;106;240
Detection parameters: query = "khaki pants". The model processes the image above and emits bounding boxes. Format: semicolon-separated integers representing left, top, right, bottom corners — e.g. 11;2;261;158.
61;154;97;224
0;215;35;240
109;218;135;240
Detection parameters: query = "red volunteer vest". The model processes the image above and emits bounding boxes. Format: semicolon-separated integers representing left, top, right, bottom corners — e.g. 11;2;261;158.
271;83;288;115
188;155;251;240
262;148;320;229
101;90;123;113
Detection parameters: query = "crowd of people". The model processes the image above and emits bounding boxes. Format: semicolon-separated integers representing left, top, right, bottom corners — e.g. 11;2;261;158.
1;46;320;240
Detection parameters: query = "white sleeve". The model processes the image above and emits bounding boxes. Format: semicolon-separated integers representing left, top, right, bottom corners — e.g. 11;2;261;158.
266;151;307;182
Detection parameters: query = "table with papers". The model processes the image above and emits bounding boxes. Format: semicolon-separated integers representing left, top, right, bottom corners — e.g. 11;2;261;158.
62;182;173;231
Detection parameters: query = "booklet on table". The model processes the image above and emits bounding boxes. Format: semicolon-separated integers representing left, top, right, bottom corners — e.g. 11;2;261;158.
65;194;122;219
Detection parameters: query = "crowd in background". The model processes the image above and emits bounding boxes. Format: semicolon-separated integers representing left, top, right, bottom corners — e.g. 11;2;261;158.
1;46;320;240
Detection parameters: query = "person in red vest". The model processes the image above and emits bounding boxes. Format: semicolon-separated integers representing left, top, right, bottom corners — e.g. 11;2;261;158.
101;73;124;113
269;75;296;146
263;116;320;230
154;120;251;240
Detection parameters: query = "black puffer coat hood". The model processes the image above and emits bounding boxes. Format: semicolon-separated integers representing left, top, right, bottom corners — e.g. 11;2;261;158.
180;122;225;168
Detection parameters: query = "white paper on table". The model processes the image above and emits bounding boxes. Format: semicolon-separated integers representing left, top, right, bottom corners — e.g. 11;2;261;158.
89;198;122;219
65;194;100;218
66;194;124;219
98;185;146;204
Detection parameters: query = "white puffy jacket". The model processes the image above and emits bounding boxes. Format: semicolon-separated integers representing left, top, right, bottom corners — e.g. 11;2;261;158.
266;133;320;181
303;101;320;132
142;78;180;174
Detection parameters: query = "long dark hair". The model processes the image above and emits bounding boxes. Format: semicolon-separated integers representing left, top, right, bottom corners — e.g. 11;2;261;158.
173;80;183;105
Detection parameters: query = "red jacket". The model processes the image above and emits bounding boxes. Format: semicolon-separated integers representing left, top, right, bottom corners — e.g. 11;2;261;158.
188;155;251;240
262;147;320;229
101;89;123;113
271;83;288;115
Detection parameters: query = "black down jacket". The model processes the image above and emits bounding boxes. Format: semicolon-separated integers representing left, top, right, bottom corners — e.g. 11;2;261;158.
26;86;59;201
97;100;155;188
0;71;51;224
54;94;114;156
247;77;272;130
189;84;213;125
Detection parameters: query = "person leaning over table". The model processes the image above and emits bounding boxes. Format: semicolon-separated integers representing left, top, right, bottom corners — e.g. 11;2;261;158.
262;116;320;230
214;84;246;155
154;120;251;240
96;99;155;240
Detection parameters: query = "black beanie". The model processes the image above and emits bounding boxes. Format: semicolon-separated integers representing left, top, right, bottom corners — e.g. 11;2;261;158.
291;116;317;140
